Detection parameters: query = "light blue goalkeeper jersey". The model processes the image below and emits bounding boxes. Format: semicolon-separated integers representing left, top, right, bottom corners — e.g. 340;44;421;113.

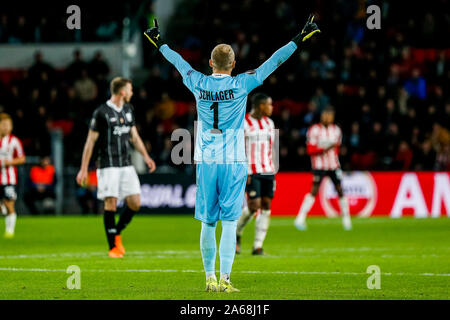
159;41;298;163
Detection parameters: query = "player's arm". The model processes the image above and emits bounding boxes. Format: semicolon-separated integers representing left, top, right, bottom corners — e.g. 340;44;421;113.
76;129;99;186
241;14;321;92
129;126;156;173
306;143;325;155
319;128;342;153
306;126;326;155
4;156;26;167
144;19;201;90
3;156;26;167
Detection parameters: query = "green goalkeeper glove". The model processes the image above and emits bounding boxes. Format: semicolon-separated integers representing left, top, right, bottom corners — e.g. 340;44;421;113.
292;14;321;45
144;19;165;49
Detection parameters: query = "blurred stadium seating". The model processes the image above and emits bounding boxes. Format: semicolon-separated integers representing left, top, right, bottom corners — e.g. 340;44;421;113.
0;0;448;214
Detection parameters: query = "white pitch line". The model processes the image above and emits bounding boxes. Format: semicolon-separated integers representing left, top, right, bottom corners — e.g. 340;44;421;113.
0;249;447;260
0;267;449;277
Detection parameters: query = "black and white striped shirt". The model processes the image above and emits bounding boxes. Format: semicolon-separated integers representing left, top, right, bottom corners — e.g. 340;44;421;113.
90;100;136;169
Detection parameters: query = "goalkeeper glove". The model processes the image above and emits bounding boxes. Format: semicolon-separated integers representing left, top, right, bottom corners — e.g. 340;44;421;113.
292;14;321;45
144;19;165;49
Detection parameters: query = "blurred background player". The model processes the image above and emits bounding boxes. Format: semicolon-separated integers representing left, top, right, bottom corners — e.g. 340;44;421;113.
294;107;352;231
145;15;320;292
236;93;276;256
76;77;156;258
0;113;26;238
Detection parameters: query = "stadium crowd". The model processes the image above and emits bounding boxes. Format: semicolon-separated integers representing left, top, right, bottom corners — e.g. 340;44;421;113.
0;0;449;173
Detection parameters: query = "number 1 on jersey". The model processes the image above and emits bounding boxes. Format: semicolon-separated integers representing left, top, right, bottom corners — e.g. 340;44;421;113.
210;102;221;133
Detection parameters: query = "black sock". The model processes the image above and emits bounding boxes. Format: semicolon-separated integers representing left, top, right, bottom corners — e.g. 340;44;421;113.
116;207;137;234
104;210;117;250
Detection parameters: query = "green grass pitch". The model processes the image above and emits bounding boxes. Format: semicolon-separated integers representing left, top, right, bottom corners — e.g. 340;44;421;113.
0;215;449;300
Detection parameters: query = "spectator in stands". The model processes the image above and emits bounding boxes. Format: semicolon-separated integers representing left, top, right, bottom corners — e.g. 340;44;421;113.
24;156;56;215
393;141;413;170
404;68;427;100
28;51;54;84
311;54;336;80
0;14;9;42
65;50;88;83
442;103;450;127
8;16;29;43
311;87;330;113
436;144;450;171
88;51;110;81
74;69;98;102
432;51;449;83
34;17;51;43
431;122;450;152
155;92;176;125
413;140;437;170
348;122;361;153
367;122;385;161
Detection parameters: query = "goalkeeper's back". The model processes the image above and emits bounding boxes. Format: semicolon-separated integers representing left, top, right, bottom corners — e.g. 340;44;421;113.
159;41;298;162
191;72;261;163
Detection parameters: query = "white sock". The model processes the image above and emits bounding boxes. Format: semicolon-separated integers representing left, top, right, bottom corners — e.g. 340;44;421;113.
339;197;352;228
254;209;270;249
205;272;216;280
220;273;230;282
5;213;16;234
295;193;315;225
236;206;254;237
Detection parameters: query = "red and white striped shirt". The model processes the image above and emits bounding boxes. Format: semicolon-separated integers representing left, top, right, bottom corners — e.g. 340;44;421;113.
244;114;275;174
0;134;25;185
306;123;341;170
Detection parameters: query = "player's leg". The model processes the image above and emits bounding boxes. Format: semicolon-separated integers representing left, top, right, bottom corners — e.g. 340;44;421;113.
331;170;352;230
253;176;275;254
97;167;122;257
236;175;261;254
295;171;322;230
217;163;247;292
219;219;239;292
4;199;17;238
104;197;123;257
201;220;218;291
195;162;220;291
1;199;8;216
113;194;140;255
115;166;142;255
3;185;18;238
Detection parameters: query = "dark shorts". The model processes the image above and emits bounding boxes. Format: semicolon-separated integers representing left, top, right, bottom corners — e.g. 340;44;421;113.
246;174;276;200
0;185;17;201
312;169;343;187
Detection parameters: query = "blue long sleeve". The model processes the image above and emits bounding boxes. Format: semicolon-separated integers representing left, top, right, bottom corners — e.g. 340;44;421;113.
160;44;192;76
238;41;298;93
255;41;298;82
159;44;203;93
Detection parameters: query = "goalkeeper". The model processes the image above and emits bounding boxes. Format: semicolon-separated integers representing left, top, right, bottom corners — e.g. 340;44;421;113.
144;15;320;293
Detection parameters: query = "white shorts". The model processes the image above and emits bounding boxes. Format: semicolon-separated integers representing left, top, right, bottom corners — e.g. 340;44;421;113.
96;166;141;200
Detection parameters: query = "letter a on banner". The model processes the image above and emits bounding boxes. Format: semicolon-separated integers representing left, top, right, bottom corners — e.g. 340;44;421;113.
390;173;428;218
431;173;450;217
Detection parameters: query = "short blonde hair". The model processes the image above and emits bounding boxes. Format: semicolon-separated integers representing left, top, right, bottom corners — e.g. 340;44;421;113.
110;77;132;95
211;44;235;71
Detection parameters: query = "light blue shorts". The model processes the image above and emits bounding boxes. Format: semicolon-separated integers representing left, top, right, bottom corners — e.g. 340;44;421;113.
195;162;247;223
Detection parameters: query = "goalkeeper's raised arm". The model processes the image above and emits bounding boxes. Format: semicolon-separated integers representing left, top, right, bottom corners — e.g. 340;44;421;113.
143;15;320;92
144;19;203;92
239;14;321;92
